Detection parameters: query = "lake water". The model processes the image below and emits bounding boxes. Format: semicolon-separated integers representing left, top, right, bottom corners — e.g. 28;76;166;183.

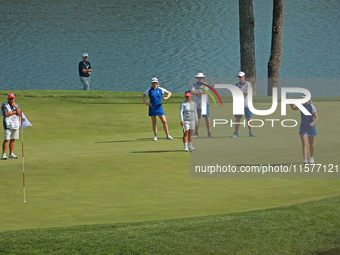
1;0;339;96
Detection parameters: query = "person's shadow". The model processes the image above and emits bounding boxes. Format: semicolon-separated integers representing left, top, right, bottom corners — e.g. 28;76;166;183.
95;138;184;153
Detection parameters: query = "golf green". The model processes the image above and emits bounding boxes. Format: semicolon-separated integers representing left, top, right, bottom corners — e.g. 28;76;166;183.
0;91;339;232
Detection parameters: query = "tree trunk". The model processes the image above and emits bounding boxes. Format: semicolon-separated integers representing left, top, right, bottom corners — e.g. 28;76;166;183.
239;0;257;95
268;0;284;96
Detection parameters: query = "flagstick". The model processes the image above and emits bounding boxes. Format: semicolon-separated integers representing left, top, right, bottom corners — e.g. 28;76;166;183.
21;113;26;203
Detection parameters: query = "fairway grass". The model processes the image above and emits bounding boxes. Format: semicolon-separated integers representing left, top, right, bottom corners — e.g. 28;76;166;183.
0;91;339;252
0;196;339;254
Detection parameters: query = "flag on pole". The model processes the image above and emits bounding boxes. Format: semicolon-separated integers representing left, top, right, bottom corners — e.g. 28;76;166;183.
20;112;33;203
21;112;33;129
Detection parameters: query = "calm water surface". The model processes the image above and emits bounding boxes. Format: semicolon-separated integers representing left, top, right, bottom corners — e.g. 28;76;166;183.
1;0;339;96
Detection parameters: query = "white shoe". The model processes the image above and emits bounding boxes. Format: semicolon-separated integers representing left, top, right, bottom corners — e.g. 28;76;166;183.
9;153;18;159
184;147;189;152
167;135;173;140
189;147;196;152
303;159;308;165
1;153;7;160
309;157;315;164
153;136;158;141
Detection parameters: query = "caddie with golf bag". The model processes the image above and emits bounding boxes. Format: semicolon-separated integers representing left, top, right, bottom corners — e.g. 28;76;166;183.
1;93;21;160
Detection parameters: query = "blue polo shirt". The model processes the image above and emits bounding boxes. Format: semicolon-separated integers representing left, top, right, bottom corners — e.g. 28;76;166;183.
79;60;92;77
144;87;168;116
299;102;317;136
144;87;167;107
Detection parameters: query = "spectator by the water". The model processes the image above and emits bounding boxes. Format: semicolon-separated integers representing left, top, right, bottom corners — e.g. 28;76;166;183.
79;53;93;90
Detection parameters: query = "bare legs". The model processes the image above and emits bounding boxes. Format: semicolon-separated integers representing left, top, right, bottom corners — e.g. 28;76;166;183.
151;115;169;137
183;129;193;143
234;117;253;133
2;139;15;154
300;134;315;161
195;117;211;134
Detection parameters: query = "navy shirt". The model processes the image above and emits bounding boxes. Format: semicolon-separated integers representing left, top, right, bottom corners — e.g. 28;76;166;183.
79;60;92;77
300;102;317;131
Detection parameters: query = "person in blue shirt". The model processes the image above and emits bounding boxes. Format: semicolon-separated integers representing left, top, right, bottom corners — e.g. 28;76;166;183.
78;53;93;91
141;78;173;141
290;97;319;164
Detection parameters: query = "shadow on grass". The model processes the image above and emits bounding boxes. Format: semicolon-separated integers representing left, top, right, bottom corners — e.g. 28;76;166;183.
194;136;255;139
95;137;183;143
95;137;181;143
95;136;251;143
95;138;149;143
313;248;340;255
131;150;184;153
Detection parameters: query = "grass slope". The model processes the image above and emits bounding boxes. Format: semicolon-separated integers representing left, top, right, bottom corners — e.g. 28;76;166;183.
0;91;339;252
0;196;339;254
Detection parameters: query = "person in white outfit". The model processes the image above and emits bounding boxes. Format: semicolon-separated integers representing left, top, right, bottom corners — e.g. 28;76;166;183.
179;91;198;152
190;72;213;137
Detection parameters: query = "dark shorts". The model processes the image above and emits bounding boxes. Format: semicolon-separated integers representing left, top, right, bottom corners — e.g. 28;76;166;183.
234;107;252;119
197;105;209;118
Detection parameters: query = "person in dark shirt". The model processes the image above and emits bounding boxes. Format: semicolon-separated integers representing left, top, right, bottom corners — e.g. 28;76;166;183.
78;53;93;90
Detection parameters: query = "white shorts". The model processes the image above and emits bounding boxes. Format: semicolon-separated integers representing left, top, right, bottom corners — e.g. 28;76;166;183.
4;129;19;140
183;121;195;131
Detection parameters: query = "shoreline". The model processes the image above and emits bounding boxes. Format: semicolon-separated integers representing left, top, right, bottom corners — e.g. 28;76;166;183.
1;90;339;105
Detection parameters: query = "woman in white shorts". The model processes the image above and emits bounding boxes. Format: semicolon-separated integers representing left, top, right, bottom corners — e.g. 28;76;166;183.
179;91;198;152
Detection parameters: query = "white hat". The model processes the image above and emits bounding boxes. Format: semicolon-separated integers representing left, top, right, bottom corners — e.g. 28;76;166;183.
151;77;159;83
195;72;206;78
82;53;89;57
237;71;245;77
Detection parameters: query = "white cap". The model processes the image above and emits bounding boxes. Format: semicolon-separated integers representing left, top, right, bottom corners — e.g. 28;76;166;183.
82;53;89;57
151;77;159;83
237;71;245;77
195;72;206;78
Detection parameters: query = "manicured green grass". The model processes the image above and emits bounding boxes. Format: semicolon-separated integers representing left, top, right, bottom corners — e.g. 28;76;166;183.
0;91;339;253
0;196;339;254
0;90;185;105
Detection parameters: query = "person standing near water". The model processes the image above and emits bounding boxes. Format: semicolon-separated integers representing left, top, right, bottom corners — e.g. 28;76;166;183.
231;71;255;138
79;53;93;90
141;78;173;141
190;72;213;137
1;93;21;160
180;91;198;152
290;96;319;164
